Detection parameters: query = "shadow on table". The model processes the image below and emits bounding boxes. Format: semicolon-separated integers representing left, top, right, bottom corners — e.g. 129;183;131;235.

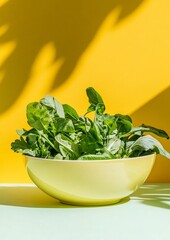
131;183;170;210
0;185;129;208
0;185;72;208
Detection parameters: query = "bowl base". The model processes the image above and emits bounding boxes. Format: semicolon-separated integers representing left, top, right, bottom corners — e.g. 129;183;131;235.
59;198;122;206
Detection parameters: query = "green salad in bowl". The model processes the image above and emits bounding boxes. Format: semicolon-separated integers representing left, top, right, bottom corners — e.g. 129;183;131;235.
11;87;170;161
10;87;170;205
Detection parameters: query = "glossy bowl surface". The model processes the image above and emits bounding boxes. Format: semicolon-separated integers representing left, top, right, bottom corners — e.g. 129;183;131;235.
25;154;156;206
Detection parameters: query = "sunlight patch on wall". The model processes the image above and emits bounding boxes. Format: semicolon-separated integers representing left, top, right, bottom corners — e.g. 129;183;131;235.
0;0;8;8
51;0;170;117
0;25;16;84
0;25;16;80
0;41;16;66
0;71;4;83
0;42;64;182
15;42;63;107
0;42;63;120
0;24;9;36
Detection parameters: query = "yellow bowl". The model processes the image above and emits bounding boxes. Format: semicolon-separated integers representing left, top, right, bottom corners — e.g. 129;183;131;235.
25;153;156;206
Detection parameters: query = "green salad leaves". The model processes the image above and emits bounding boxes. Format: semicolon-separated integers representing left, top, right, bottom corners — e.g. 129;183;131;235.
11;87;170;160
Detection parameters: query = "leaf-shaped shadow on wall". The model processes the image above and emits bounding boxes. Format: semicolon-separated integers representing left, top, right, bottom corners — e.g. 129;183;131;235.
0;0;145;112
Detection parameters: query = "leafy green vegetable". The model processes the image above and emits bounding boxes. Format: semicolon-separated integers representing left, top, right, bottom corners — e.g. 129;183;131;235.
11;87;170;160
86;87;105;115
40;95;65;118
26;102;52;130
63;104;79;121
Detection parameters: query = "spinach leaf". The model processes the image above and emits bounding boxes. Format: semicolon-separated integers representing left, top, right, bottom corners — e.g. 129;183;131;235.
63;104;79;121
86;87;105;115
74;116;92;133
54;118;75;133
94;114;117;137
128;135;170;159
114;114;133;135
105;138;122;154
129;124;169;139
80;131;102;154
11;137;33;154
40;95;65;118
27;102;52;130
55;134;79;159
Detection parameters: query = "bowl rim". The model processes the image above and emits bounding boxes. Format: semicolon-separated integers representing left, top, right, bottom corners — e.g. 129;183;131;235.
24;153;156;163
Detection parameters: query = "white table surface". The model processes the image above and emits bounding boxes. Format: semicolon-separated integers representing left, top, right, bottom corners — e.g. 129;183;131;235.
0;183;170;240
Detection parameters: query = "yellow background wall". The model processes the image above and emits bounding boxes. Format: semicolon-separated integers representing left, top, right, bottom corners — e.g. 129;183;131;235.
0;0;170;182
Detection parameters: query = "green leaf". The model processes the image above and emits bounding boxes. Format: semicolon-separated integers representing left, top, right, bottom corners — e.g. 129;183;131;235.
86;87;104;106
26;102;52;130
80;131;102;154
114;114;133;135
103;118;117;134
95;114;117;137
11;137;30;152
74;116;92;133
55;134;79;159
53;153;64;160
11;137;36;156
40;95;65;118
105;138;122;154
16;129;26;136
86;87;105;115
63;104;79;120
131;124;169;139
114;114;132;123
54;118;75;133
129;135;170;159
